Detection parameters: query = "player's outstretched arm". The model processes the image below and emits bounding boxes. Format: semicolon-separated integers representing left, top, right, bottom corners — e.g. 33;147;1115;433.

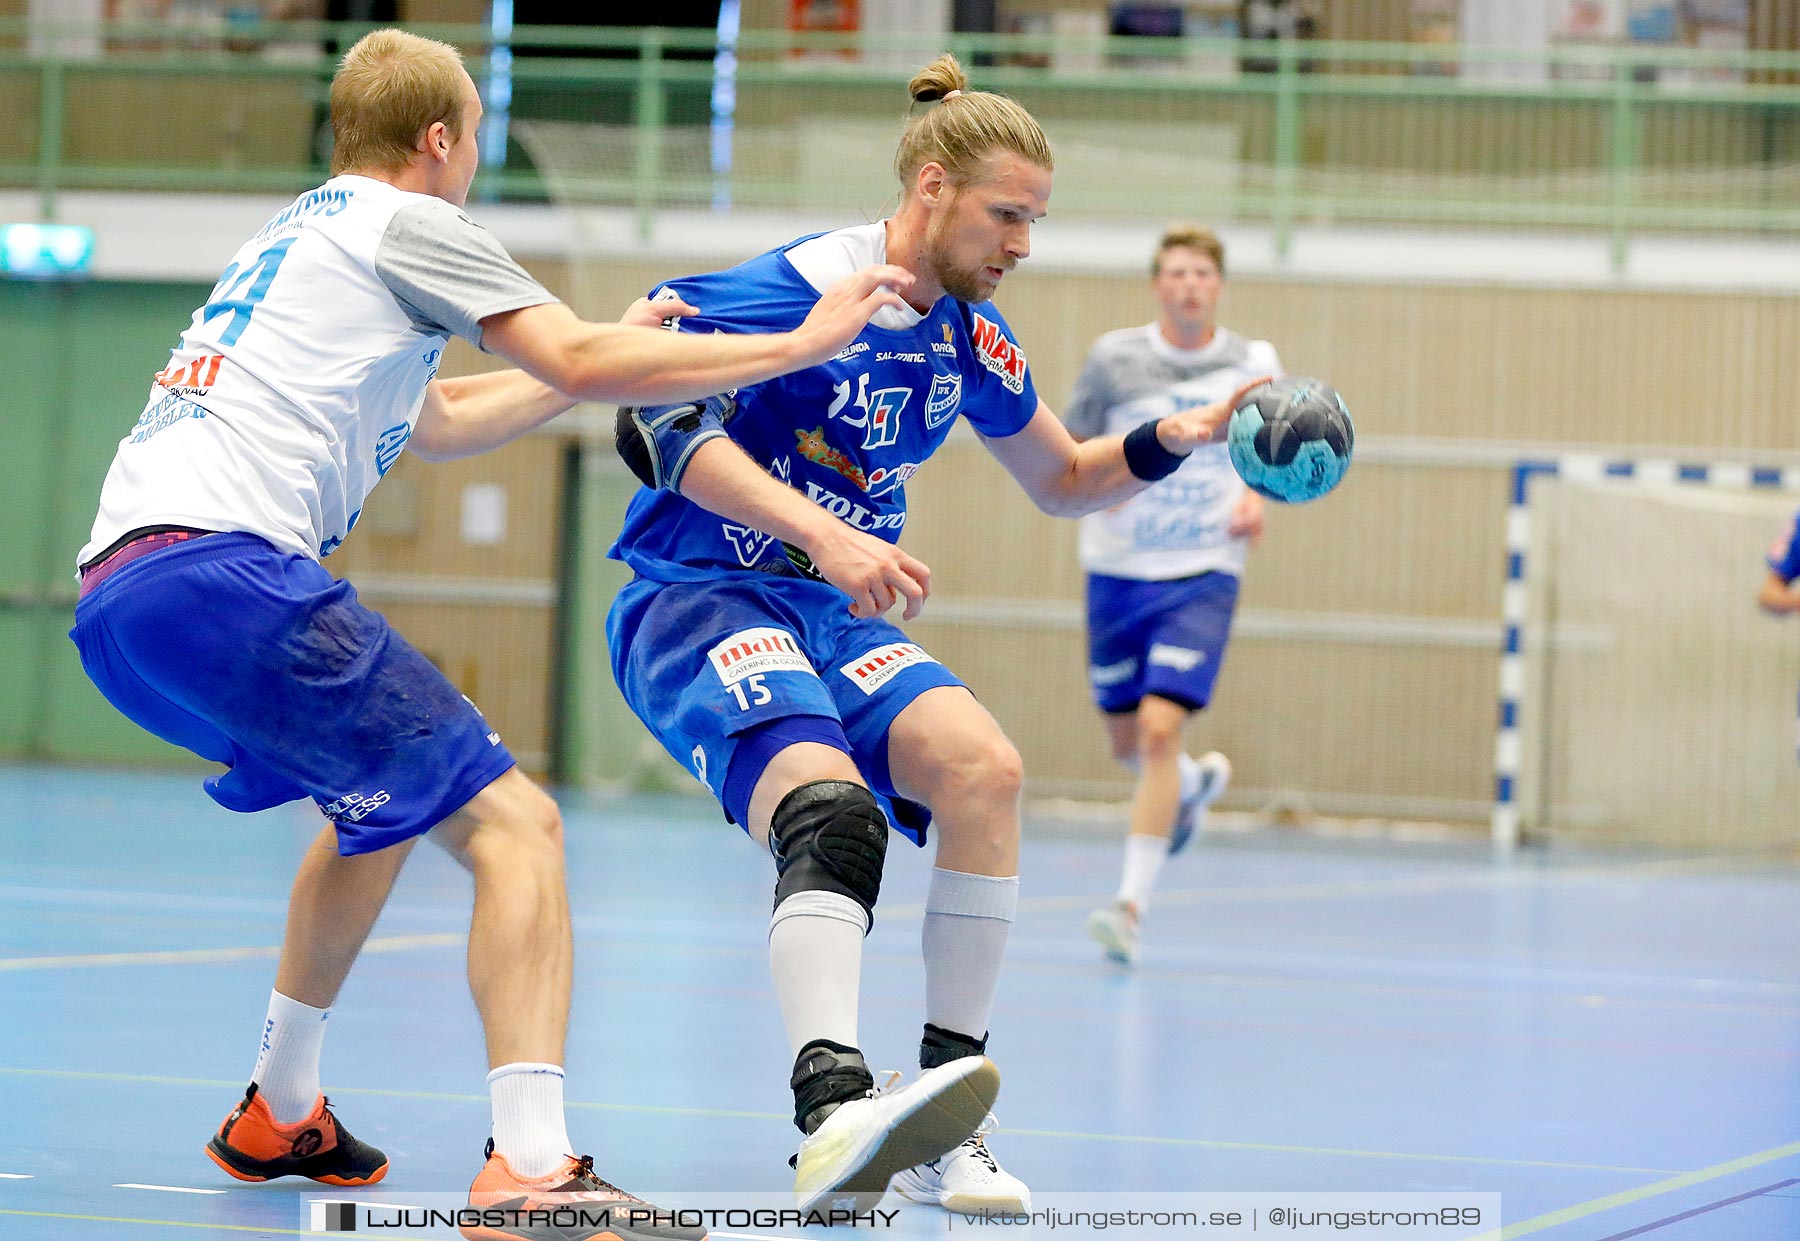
678;438;932;620
1758;570;1800;615
409;296;704;462
409;371;577;462
479;266;912;407
982;377;1266;518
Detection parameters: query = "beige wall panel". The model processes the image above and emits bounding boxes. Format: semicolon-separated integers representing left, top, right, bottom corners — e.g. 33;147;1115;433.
367;600;557;775
903;615;1496;810
907;447;1507;621
0;67;36;162
328;435;566;582
1318;0;1412;45
401;0;490;21
60;73;312;169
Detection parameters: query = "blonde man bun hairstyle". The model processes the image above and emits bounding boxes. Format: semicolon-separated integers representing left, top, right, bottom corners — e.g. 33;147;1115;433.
895;53;1053;191
330;29;469;176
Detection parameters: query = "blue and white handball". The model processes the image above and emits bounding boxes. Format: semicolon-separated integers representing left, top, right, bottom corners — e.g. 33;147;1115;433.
1227;377;1354;503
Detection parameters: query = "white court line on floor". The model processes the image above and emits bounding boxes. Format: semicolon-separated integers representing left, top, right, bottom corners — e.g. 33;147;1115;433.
0;854;1743;974
0;932;463;972
0;1173;33;1179
114;1183;226;1195
1467;1137;1800;1240
1;1065;1674;1177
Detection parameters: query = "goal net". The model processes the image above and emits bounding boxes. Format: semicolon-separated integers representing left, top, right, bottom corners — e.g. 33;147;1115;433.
1520;478;1800;852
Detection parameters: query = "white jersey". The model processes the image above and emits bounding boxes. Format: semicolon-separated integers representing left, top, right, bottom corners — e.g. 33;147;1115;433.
80;175;556;566
1064;324;1283;581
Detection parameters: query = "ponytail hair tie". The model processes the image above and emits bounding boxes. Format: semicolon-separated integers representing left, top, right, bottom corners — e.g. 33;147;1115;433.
943;89;963;100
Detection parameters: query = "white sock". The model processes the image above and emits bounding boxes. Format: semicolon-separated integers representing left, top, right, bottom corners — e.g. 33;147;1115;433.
922;868;1019;1041
488;1062;574;1180
770;891;867;1060
1116;833;1169;914
251;990;329;1124
1177;752;1203;802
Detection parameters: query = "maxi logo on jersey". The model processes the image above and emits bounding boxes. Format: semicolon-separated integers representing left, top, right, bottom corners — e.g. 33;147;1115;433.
154;354;223;393
970;312;1027;395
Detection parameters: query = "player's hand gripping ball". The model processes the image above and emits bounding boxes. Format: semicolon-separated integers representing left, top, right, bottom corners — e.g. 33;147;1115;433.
1227;377;1354;503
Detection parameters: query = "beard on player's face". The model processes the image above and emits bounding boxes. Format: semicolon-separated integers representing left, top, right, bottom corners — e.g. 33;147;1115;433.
924;200;1007;304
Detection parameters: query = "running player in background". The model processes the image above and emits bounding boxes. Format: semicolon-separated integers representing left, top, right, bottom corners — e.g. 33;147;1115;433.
608;56;1262;1213
1758;513;1800;744
71;29;904;1241
1068;227;1282;967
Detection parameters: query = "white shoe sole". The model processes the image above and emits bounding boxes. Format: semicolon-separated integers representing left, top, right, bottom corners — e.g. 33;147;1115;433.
794;1056;1001;1212
892;1173;1032;1214
1085;910;1137;965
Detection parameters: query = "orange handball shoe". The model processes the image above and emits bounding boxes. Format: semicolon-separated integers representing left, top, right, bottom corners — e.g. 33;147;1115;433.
463;1140;707;1241
204;1084;389;1186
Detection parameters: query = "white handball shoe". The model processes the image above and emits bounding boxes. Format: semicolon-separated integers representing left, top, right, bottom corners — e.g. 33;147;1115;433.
1086;899;1141;966
1170;751;1231;855
891;1113;1031;1214
793;1055;999;1212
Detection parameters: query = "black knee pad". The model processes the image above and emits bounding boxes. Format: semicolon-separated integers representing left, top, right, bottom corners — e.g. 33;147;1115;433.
921;1022;988;1070
769;780;888;926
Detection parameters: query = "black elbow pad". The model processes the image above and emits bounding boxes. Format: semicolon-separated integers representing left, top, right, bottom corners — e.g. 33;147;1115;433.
613;391;738;492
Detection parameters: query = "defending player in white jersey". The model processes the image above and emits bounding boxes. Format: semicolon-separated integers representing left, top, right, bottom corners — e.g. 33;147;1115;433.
71;29;908;1241
1068;227;1282;967
607;59;1263;1213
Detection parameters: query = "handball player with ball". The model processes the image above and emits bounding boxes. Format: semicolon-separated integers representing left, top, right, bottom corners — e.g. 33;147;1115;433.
1067;226;1350;967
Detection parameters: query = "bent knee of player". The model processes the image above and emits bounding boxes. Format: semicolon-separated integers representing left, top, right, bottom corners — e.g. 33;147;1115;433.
938;735;1025;815
433;773;565;872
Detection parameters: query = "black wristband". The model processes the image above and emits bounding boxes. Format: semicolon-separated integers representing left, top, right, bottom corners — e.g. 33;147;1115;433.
1123;420;1188;482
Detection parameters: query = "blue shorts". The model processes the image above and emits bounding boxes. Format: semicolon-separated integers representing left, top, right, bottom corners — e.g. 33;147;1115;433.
606;574;966;845
69;532;516;855
1085;571;1241;715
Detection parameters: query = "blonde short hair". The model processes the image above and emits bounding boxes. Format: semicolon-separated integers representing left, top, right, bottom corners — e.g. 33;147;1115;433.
1153;226;1226;277
330;29;469;176
895;53;1054;190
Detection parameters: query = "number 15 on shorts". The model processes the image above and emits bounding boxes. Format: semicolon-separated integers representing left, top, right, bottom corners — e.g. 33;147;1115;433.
725;674;773;711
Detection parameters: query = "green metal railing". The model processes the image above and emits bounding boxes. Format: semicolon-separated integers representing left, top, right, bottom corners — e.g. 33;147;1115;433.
3;21;1799;265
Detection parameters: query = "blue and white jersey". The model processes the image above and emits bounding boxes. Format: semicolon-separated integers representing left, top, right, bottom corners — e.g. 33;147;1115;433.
1768;510;1800;582
1063;324;1282;581
80;175;556;565
610;222;1039;584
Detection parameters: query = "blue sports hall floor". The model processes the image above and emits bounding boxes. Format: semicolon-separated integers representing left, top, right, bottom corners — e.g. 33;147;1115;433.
2;763;1798;1241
